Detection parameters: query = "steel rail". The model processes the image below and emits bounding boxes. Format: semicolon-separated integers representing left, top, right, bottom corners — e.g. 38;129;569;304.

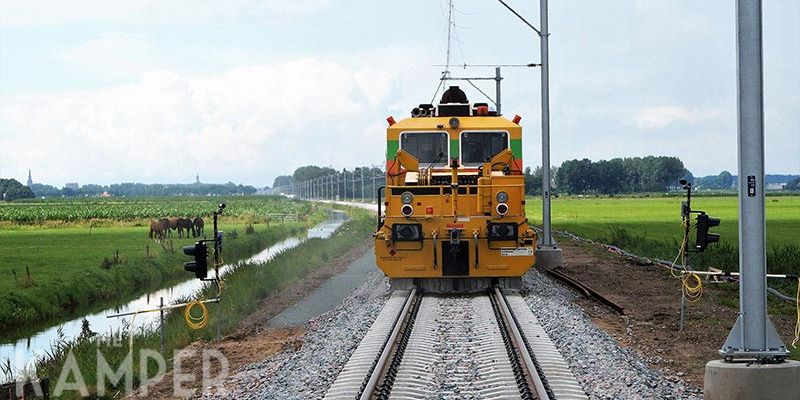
491;287;552;400
546;267;626;315
359;288;419;400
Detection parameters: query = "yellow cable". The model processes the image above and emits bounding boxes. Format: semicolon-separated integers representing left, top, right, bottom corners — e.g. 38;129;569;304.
184;300;209;330
668;217;704;302
792;277;800;348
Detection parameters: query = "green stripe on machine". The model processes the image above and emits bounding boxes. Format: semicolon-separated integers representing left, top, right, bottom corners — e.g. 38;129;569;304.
450;139;459;158
386;140;399;160
511;139;522;158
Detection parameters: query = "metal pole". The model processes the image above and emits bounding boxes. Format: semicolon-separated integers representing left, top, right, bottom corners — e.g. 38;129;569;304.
721;0;787;359
159;297;165;354
495;67;502;115
372;172;376;203
361;168;365;202
539;0;553;247
352;171;356;203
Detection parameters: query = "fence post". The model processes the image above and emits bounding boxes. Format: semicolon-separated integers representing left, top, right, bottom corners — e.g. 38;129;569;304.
159;297;165;355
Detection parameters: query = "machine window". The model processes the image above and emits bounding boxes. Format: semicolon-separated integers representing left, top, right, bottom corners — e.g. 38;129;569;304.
461;131;509;166
400;132;448;166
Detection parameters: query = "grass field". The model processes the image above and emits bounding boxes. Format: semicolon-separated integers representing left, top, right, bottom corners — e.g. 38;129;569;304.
0;196;325;335
0;196;310;225
525;195;800;248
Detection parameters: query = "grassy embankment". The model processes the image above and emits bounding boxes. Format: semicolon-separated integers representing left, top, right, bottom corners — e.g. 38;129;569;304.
525;195;800;359
32;207;374;399
0;201;326;336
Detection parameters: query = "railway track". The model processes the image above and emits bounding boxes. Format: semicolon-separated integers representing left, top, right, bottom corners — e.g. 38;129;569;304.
325;288;587;399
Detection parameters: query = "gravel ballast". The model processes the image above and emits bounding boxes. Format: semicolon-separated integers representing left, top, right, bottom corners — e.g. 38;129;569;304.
522;270;703;399
201;267;704;399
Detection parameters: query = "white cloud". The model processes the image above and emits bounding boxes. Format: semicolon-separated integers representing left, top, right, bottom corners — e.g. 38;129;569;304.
0;0;330;27
55;32;155;79
629;105;723;129
0;56;397;186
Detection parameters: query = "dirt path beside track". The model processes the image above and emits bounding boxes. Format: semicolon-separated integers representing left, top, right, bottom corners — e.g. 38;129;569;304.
555;236;797;386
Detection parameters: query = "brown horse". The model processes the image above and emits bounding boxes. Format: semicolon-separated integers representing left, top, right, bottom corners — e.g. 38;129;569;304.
193;217;205;238
177;218;194;238
149;219;168;240
167;217;179;238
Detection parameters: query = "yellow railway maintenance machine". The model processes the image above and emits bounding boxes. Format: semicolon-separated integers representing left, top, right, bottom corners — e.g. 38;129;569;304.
375;86;537;292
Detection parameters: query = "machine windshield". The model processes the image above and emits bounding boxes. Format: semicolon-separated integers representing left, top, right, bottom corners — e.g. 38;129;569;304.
461;131;509;166
400;132;448;166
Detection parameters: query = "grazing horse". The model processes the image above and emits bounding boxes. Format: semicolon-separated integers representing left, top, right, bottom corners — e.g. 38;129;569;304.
149;219;168;240
167;217;179;238
193;217;205;238
177;218;194;238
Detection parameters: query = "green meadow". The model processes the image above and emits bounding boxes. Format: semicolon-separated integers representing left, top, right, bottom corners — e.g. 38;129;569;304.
0;197;326;335
525;195;800;248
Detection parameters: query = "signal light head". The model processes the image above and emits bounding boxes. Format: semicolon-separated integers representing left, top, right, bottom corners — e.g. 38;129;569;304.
183;241;208;279
695;213;721;252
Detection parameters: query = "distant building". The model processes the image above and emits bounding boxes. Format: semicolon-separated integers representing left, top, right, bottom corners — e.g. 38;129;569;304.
26;169;33;187
766;183;786;191
195;174;201;184
65;182;79;190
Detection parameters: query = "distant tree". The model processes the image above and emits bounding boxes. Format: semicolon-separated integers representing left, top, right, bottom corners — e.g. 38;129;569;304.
0;179;35;201
784;177;800;191
272;175;293;189
555;156;688;194
30;183;60;198
696;170;734;190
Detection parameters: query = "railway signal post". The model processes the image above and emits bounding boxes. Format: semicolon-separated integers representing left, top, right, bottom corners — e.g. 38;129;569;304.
703;0;800;398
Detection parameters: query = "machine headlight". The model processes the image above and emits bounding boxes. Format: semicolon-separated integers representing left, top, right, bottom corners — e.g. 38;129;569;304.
401;204;414;217
496;203;509;216
496;191;509;203
392;223;423;242
400;191;414;204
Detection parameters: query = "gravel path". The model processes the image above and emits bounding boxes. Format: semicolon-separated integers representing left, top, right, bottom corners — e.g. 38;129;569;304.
522;270;703;400
200;272;390;400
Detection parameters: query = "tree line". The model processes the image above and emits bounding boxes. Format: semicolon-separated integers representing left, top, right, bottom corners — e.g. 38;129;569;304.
529;156;689;195
27;182;257;199
0;179;35;201
522;157;799;195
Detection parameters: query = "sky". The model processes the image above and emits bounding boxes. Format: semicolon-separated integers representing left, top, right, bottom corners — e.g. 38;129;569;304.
0;0;798;188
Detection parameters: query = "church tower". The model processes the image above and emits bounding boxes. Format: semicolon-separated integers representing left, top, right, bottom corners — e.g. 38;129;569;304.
26;169;33;187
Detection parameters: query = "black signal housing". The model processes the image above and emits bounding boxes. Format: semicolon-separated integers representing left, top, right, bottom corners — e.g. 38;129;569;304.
183;242;208;279
695;213;721;252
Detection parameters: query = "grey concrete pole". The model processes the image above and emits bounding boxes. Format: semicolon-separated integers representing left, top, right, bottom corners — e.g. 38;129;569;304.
720;0;787;359
361;168;365;202
539;0;553;247
495;67;502;115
